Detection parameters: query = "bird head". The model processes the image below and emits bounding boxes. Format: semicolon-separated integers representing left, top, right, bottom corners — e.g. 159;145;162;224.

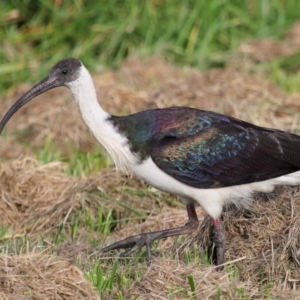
0;58;82;133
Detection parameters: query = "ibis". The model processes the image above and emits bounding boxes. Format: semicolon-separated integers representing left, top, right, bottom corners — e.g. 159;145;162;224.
1;58;300;271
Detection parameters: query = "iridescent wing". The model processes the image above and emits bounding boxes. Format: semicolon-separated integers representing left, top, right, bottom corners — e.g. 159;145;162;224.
151;110;300;188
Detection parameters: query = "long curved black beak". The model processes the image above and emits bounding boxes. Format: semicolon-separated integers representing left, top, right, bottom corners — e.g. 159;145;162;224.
0;76;58;134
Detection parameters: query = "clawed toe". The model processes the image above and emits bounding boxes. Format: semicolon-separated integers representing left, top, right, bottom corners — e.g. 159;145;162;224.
100;232;154;264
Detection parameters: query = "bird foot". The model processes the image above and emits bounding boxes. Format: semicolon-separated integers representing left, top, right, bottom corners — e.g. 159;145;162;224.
100;218;199;266
100;231;159;265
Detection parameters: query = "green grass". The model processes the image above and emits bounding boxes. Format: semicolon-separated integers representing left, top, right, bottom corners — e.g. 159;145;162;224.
35;136;112;176
69;206;115;243
1;0;300;95
187;274;196;299
85;260;118;296
268;54;300;93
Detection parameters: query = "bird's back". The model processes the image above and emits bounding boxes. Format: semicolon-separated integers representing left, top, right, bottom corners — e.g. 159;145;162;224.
110;107;300;189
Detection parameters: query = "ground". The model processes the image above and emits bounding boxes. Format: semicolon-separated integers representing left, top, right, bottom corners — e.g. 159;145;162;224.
1;23;300;299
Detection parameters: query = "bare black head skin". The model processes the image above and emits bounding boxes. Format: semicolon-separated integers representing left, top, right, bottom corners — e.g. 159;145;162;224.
0;58;82;133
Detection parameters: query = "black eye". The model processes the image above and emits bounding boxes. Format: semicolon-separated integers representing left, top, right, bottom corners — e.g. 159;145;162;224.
62;69;68;75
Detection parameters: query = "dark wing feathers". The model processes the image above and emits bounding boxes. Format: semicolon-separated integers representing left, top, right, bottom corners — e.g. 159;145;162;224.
151;110;300;188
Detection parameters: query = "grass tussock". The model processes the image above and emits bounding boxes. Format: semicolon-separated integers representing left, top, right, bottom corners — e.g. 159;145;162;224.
0;252;100;300
0;157;166;239
126;259;300;299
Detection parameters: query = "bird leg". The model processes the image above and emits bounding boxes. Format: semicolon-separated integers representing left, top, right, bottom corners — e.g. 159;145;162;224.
100;203;199;265
212;218;225;271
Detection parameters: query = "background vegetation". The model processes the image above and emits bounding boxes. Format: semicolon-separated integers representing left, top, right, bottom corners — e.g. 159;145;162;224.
1;0;300;94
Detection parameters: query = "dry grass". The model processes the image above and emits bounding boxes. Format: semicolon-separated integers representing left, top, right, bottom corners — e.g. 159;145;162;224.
126;259;300;299
0;157;166;237
0;252;100;300
1;22;300;299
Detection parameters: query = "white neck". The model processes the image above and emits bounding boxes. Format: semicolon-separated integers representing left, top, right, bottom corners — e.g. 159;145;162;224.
66;65;136;173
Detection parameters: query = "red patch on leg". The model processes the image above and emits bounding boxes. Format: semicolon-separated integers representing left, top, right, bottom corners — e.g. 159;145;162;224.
213;218;220;227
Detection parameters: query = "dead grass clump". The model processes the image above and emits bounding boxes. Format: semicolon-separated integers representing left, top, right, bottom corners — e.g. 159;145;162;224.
126;258;300;299
0;156;78;234
224;186;300;288
0;252;99;300
0;156;168;237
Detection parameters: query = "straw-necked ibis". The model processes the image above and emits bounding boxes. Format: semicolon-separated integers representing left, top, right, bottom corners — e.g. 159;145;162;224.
1;58;300;271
